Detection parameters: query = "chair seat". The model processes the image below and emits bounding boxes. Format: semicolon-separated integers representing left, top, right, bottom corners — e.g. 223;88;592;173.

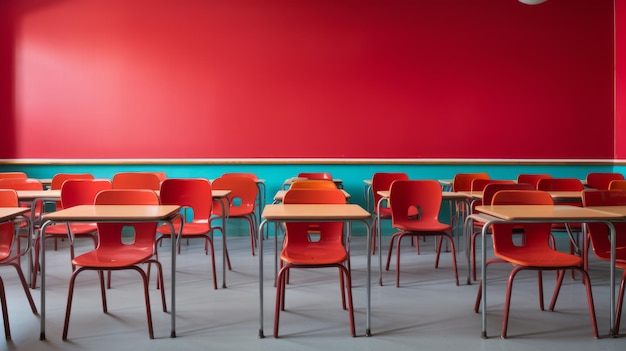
44;223;98;235
157;222;210;236
72;247;154;268
498;248;583;268
281;245;348;265
394;220;451;232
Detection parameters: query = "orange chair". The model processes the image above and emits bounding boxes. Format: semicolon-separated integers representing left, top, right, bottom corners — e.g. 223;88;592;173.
450;173;490;229
0;172;27;179
370;172;409;255
475;190;597;338
221;172;265;223
32;179;112;288
274;188;355;337
62;189;167;340
212;175;259;256
582;189;626;335
385;180;459;287
156;178;221;290
112;172;162;190
586;172;625;190
609;179;626;190
516;173;552;188
0;189;37;340
469;182;533;281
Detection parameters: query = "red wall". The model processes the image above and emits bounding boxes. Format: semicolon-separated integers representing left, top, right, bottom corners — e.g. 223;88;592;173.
617;0;626;160
0;0;616;159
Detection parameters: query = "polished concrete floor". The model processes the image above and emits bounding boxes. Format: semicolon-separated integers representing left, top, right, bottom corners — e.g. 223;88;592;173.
2;226;625;351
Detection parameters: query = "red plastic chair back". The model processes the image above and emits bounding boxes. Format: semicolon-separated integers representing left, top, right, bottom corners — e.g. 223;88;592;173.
50;174;95;210
536;178;584;191
452;173;489;192
283;188;346;248
516;174;552;188
586;172;625;190
491;190;554;255
60;179;112;209
0;189;19;258
371;172;408;214
94;189;160;249
389;180;444;228
582;189;626;260
221;172;259;181
470;179;515;192
211;176;258;216
482;183;535;206
297;172;332;180
159;178;213;222
0;178;43;190
112;172;162;190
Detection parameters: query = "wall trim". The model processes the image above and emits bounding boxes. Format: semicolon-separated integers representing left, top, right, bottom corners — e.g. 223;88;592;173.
0;158;620;165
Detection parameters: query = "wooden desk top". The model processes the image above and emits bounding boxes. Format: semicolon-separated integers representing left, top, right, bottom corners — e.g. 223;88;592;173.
261;204;370;221
475;205;621;221
42;204;181;222
0;207;30;222
16;190;61;200
584;206;626;218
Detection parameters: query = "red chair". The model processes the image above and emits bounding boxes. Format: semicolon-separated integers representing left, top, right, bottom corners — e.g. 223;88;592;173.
0;189;37;340
582;189;626;335
370;172;409;255
32;179;112;288
516;173;552;188
49;174;95;249
586;172;624;190
475;190;597;338
537;177;585;275
385;180;459;287
274;188;354;337
212;175;259;256
156;178;221;290
112;172;162;190
469;182;533;281
62;189;167;340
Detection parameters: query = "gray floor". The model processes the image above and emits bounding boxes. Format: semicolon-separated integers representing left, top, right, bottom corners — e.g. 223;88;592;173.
2;225;625;351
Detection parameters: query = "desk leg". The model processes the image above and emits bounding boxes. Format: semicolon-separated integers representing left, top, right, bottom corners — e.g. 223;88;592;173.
258;220;267;338
609;222;617;337
365;219;372;337
168;220;179;338
39;220;52;340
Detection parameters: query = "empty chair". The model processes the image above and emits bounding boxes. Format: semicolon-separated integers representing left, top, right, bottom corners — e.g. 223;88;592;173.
0;189;38;340
49;173;95;249
582;189;626;335
212;175;259;255
475;190;597;338
469;182;532;281
275;188;355;337
289;179;337;189
32;179;112;288
586;172;625;190
516;173;552;188
112;172;162;190
385;180;459;287
370;172;409;255
156;178;221;290
62;189;167;340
